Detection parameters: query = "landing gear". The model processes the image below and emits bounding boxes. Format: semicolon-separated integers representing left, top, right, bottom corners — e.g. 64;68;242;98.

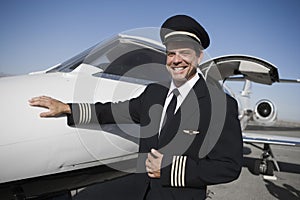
250;143;280;176
254;159;275;175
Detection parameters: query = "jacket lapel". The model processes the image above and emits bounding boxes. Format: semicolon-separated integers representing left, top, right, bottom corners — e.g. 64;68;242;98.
143;83;169;150
158;75;208;148
180;75;208;124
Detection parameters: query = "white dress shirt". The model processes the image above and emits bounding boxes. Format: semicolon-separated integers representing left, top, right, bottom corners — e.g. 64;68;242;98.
159;73;200;133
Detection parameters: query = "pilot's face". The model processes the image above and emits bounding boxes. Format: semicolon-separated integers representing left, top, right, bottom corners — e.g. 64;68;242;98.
166;41;202;87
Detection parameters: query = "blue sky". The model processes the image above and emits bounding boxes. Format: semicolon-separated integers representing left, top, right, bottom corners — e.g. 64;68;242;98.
0;0;299;122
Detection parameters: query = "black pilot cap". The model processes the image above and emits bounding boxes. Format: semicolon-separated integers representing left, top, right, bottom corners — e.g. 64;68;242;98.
160;15;210;49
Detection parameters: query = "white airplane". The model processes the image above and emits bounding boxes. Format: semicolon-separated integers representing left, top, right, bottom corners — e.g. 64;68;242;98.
0;31;299;199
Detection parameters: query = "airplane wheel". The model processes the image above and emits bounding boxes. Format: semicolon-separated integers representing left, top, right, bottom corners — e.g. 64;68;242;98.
253;159;263;175
253;159;274;175
266;160;274;176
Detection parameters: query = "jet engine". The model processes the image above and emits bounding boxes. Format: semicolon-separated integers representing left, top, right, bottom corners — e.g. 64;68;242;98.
253;99;277;126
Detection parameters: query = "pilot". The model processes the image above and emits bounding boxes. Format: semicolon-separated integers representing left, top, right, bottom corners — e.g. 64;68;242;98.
29;15;243;200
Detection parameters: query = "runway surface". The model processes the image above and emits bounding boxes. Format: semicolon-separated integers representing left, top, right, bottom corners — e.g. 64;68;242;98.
72;129;300;200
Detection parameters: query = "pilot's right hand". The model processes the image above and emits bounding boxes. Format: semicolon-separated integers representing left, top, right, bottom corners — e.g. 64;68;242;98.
29;96;71;117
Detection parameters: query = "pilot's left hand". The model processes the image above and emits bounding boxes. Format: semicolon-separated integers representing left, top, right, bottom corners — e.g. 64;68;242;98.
29;96;71;117
146;149;163;178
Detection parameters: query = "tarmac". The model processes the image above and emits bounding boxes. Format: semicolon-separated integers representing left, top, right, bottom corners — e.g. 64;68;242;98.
71;129;300;200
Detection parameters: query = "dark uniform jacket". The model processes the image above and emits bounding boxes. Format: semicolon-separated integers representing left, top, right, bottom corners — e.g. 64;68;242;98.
67;74;243;200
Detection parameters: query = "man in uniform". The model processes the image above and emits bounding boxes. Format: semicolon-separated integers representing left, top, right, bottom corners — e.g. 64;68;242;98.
30;15;243;200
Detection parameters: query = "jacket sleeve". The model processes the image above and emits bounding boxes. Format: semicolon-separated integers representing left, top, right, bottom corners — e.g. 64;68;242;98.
66;88;146;127
161;96;243;188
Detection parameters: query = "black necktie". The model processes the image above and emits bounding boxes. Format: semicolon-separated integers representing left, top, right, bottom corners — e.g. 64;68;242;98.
161;88;180;132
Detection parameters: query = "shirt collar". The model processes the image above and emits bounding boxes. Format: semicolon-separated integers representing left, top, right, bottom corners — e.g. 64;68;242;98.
168;73;200;98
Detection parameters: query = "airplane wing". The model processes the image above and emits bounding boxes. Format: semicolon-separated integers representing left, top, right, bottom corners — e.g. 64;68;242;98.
278;78;300;83
243;132;300;146
224;76;300;83
242;131;300;176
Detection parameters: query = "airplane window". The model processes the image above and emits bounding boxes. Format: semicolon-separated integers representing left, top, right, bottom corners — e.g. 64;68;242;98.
46;36;170;83
86;42;170;83
46;45;96;73
101;48;169;82
46;38;117;73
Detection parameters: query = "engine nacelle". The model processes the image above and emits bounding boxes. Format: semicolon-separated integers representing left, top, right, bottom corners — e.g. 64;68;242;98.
253;99;277;126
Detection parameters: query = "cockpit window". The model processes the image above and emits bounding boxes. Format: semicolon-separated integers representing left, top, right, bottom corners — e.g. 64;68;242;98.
47;36;170;83
46;45;95;73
